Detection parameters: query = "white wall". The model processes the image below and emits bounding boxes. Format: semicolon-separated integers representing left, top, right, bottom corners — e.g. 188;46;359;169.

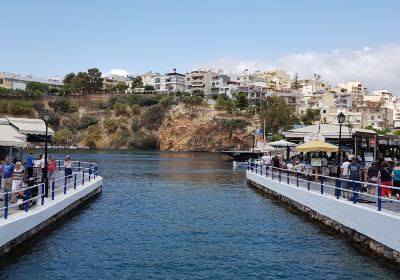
0;176;103;249
247;171;400;252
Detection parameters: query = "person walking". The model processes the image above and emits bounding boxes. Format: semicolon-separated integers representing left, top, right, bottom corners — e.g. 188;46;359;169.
64;155;73;186
348;158;362;200
378;161;393;198
1;157;15;195
11;162;24;203
48;156;57;189
365;162;379;195
391;162;400;200
26;152;34;178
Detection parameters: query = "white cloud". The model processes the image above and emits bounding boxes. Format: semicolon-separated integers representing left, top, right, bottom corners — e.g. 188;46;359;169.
103;68;130;77
208;44;400;93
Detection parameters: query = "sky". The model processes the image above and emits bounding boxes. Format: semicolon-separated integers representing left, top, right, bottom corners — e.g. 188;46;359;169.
1;0;400;92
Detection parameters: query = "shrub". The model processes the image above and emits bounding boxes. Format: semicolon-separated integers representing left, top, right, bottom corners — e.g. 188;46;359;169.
159;95;173;107
33;101;45;113
78;114;99;129
53;128;72;145
110;130;131;149
114;102;128;116
85;125;101;148
48;97;77;113
5;100;35;115
128;131;158;150
103;118;119;133
131;104;141;115
140;104;167;130
131;118;141;132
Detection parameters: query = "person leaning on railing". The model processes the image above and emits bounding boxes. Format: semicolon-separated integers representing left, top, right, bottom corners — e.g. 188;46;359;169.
64;155;73;186
378;161;393;199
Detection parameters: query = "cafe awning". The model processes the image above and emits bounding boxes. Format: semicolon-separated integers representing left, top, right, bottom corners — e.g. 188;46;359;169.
296;140;338;153
268;140;297;147
0;119;27;147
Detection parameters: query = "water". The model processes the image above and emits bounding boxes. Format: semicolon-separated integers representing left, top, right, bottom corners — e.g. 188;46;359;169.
0;151;399;279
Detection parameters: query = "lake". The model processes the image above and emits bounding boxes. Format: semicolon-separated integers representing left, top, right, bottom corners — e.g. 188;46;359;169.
0;151;399;279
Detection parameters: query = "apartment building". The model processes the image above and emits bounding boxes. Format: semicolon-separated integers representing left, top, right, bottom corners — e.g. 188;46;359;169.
185;68;219;96
0;72;63;90
153;69;186;92
141;71;160;87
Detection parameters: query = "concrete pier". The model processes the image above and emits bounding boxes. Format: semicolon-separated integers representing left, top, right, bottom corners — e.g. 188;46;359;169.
0;175;102;257
247;169;400;264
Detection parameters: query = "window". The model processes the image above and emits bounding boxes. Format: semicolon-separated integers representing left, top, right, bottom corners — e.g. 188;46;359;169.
0;78;3;84
322;110;326;113
187;78;190;81
378;115;381;119
371;116;374;120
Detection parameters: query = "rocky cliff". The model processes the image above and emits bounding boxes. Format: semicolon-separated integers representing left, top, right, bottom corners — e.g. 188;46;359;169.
159;104;258;152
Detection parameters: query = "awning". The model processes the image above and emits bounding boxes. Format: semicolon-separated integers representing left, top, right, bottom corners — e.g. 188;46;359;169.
296;140;338;153
0;123;27;147
7;117;54;136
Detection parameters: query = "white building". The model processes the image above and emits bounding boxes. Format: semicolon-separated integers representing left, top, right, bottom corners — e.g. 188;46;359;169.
153;69;186;92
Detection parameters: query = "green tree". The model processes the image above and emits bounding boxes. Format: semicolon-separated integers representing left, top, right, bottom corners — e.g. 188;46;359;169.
259;95;298;135
215;95;234;112
25;81;49;94
144;84;154;91
159;95;173;107
235;92;249;111
112;82;129;92
53;128;72;145
291;73;302;90
131;76;143;89
87;68;103;93
300;109;316;125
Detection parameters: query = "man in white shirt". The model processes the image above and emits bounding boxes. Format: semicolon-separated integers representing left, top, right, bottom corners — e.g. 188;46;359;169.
340;157;351;198
262;155;272;165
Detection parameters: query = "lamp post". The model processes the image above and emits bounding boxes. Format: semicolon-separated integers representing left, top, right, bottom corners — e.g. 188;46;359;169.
336;112;346;178
347;122;353;154
43;112;50;197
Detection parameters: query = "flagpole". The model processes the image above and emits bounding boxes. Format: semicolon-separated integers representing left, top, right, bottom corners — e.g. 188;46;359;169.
263;119;266;140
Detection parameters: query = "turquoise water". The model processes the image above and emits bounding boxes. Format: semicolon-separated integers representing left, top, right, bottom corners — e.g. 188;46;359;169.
0;151;399;279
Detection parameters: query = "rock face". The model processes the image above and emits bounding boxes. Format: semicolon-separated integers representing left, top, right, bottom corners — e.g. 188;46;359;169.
159;105;257;152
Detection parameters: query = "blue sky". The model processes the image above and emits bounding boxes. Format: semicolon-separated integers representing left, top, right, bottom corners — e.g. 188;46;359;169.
1;0;400;91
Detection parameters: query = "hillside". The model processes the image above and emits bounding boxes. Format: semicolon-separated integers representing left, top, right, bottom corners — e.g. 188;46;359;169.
0;95;257;151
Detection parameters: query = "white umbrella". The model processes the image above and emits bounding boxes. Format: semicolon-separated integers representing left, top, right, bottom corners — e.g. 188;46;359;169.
268;140;297;147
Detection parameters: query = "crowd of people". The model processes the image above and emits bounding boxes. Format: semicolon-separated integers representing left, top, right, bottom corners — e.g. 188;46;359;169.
259;154;400;200
0;154;73;203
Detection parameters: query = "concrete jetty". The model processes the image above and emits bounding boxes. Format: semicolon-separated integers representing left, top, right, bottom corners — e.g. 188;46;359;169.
247;165;400;264
0;161;102;257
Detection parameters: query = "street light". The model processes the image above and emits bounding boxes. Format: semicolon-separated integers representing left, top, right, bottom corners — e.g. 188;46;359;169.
347;122;353;153
336;112;346;178
43;112;50;197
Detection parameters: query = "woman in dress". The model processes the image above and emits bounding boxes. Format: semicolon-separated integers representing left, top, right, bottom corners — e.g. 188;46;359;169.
11;161;24;203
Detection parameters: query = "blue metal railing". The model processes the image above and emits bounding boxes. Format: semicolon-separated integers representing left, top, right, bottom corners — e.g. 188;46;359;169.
248;162;400;213
1;160;100;219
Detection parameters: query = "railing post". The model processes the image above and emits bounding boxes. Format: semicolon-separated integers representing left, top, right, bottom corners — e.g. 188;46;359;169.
25;190;29;212
272;167;275;180
58;160;61;171
266;165;268;177
247;162;250;171
287;169;290;184
307;178;310;190
41;183;45;205
89;169;91;182
64;177;67;194
82;171;85;185
260;164;263;176
4;192;8;219
51;181;55;200
352;180;356;204
78;161;81;172
279;168;282;182
296;172;299;187
90;163;93;176
335;179;340;199
320;176;324;194
256;163;258;175
377;184;382;211
74;174;77;189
